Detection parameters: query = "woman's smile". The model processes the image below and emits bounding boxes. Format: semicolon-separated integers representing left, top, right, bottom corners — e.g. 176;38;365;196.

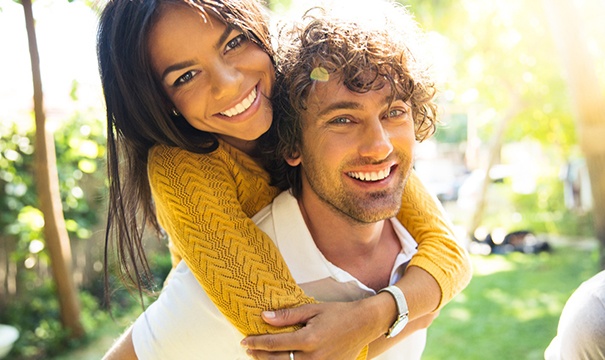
219;85;258;117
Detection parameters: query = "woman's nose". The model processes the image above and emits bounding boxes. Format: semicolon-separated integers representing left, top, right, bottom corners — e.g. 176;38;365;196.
210;62;243;100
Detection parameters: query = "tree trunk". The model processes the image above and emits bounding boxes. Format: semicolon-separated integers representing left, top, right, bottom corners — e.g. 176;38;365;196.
544;0;605;270
468;93;522;238
21;0;85;338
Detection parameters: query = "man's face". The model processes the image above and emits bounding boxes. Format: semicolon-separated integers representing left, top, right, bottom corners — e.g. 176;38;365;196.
287;76;416;223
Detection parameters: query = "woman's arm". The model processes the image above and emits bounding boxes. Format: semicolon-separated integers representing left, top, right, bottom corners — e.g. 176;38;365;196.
148;144;315;334
396;171;472;311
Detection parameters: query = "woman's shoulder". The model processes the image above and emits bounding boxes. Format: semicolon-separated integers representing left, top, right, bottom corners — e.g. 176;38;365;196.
149;143;224;163
148;142;268;181
149;143;237;172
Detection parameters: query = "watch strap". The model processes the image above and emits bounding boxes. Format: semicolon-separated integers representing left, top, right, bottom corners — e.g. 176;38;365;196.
378;285;409;337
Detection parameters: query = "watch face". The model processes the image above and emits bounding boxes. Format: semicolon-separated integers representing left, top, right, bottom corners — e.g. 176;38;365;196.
388;314;409;338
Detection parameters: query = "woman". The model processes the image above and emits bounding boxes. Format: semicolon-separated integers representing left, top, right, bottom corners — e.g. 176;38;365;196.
98;0;471;358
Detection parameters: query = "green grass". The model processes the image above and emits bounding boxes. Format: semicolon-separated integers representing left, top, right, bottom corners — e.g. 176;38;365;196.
423;245;600;360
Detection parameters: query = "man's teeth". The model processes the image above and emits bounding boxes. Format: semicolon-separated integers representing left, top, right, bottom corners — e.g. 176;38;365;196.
220;87;257;117
347;168;391;181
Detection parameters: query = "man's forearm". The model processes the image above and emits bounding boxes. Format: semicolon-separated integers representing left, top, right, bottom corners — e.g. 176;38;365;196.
357;266;441;357
370;265;440;335
367;311;439;358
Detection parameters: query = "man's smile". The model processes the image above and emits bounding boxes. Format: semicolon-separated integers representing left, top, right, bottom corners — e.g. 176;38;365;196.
346;165;395;182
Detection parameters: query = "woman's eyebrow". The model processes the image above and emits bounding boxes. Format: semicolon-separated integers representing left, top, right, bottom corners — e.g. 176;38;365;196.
160;26;235;82
161;60;196;82
215;26;234;50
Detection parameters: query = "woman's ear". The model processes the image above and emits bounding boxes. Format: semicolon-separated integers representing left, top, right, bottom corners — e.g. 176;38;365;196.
285;151;301;167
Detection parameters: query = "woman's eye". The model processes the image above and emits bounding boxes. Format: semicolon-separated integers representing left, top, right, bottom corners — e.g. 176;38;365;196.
174;70;198;86
225;34;247;52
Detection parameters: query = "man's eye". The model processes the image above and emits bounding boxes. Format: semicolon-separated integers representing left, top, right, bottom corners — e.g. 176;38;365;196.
388;109;405;118
226;34;247;52
330;117;351;124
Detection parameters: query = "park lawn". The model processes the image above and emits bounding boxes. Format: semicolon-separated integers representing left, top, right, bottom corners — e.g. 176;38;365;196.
423;243;599;360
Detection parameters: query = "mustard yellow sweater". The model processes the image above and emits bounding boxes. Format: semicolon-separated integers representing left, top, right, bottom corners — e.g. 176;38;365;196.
148;140;470;345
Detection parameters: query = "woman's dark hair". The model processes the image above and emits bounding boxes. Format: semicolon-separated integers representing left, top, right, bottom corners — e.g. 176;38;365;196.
97;0;273;301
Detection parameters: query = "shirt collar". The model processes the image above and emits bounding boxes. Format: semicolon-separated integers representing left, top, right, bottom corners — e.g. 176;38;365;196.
270;191;418;287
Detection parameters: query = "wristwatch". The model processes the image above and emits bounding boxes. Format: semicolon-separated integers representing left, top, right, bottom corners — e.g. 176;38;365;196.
378;285;409;338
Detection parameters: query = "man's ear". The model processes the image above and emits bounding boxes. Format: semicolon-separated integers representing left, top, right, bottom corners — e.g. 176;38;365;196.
285;151;301;167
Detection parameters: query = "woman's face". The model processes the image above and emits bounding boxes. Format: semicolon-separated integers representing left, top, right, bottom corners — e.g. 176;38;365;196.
148;4;274;148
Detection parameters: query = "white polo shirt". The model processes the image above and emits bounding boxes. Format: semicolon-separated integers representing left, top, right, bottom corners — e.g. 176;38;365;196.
132;191;426;359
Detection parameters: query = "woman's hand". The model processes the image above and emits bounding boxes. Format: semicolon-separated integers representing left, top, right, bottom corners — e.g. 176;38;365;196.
241;300;381;360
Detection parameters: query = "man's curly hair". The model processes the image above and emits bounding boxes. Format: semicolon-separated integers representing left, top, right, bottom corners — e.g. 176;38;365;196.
265;1;438;195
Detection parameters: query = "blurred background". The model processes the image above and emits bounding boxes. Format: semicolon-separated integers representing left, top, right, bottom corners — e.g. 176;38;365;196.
0;0;603;359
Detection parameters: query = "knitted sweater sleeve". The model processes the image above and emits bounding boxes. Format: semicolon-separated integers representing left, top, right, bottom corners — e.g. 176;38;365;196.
148;144;316;335
397;171;472;309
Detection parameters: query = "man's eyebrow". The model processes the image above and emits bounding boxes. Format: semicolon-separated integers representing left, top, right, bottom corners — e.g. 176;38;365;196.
316;101;362;118
316;94;395;118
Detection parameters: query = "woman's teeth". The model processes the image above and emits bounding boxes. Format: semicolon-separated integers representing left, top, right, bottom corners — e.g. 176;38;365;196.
220;87;257;117
347;167;391;181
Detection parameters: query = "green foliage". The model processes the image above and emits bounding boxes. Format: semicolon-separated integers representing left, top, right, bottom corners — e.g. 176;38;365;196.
511;178;594;237
150;251;174;285
472;176;594;238
53;112;107;240
402;0;597;240
0;110;106;257
404;0;581;157
0;278;109;359
1;109;109;357
434;113;468;143
266;0;293;13
0;119;37;243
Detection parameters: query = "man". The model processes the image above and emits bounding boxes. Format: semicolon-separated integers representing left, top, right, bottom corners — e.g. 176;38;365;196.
544;270;605;359
128;1;441;359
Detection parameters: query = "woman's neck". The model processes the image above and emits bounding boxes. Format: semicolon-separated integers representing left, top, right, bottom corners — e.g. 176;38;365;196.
219;135;258;155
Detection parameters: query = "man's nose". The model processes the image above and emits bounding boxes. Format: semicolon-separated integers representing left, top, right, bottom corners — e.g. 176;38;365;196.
358;118;393;160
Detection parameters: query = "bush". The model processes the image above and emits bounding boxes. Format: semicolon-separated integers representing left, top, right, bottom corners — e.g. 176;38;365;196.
474;176;594;238
1;111;107;261
0;280;108;359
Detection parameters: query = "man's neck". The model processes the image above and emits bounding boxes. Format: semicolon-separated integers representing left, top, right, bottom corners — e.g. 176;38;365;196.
297;191;401;291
